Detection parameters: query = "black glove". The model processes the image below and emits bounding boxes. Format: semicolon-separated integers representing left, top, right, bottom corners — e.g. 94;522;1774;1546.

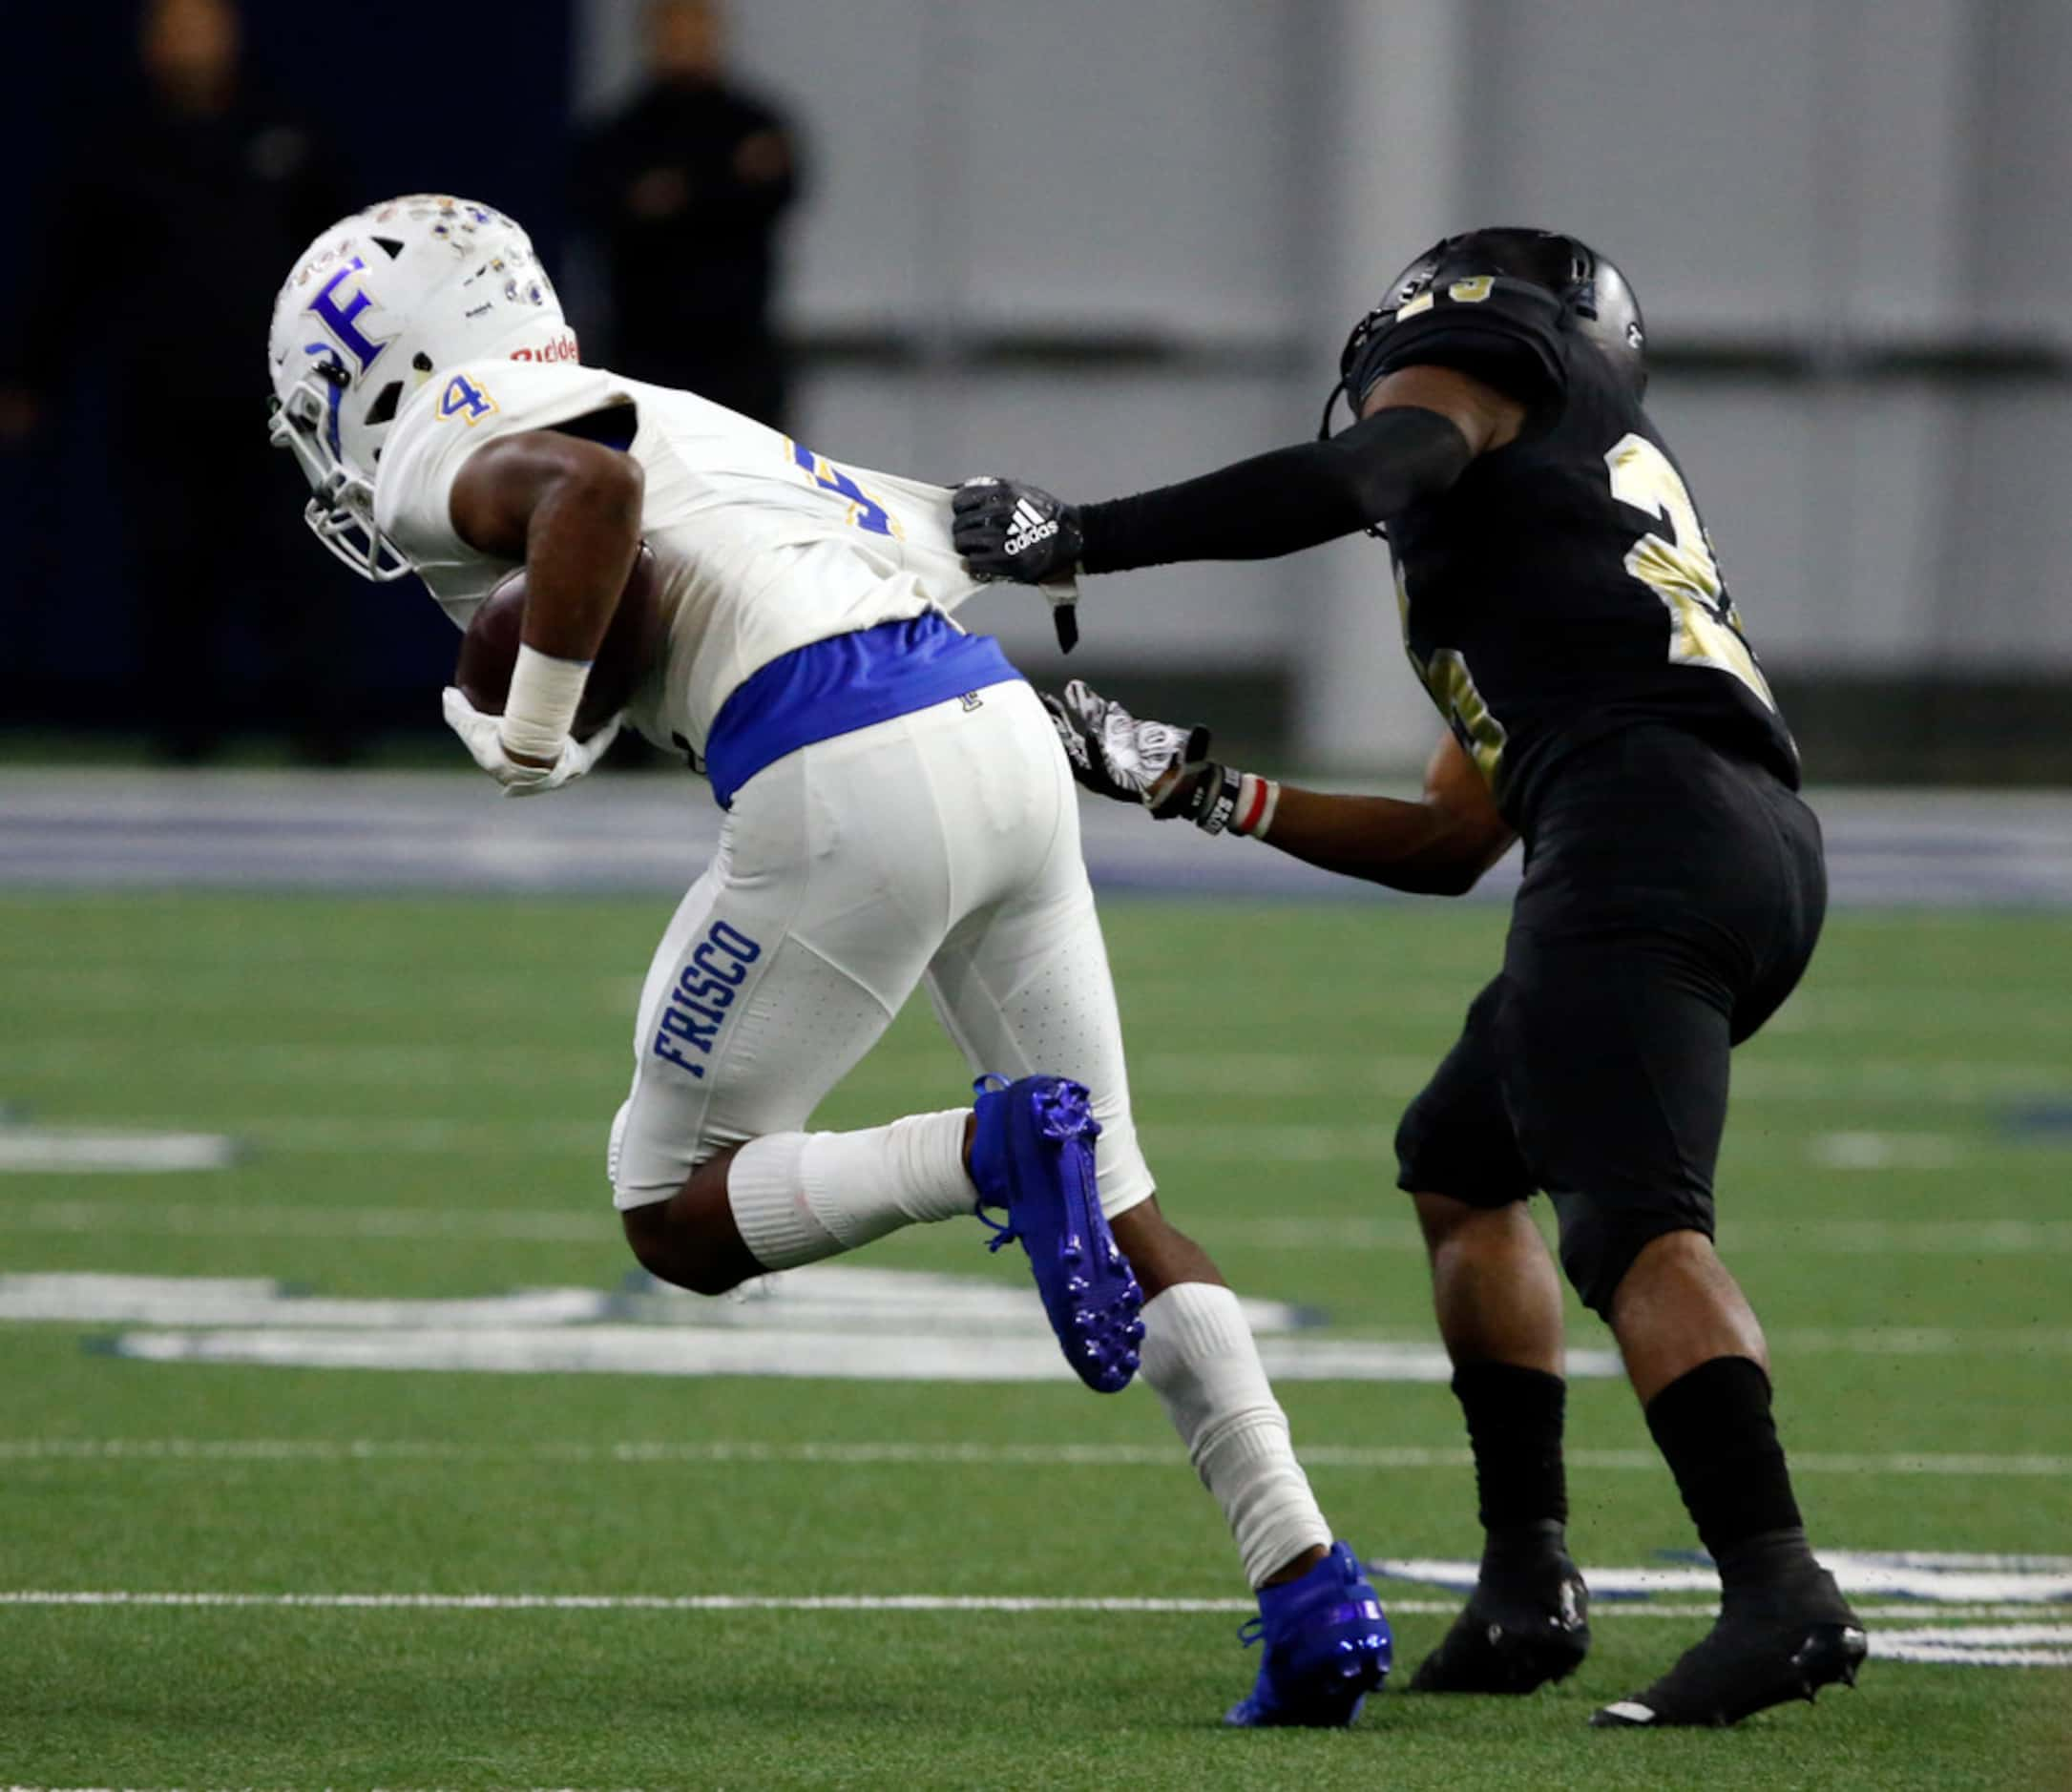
1040;679;1215;817
952;477;1085;586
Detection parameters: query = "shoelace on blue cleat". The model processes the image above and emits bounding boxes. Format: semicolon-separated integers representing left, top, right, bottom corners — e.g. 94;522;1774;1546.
1028;1076;1101;1145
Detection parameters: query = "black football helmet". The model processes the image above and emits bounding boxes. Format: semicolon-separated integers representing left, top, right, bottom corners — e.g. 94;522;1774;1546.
1325;226;1646;432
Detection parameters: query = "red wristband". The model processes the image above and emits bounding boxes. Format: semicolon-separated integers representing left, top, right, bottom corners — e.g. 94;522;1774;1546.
1232;772;1282;839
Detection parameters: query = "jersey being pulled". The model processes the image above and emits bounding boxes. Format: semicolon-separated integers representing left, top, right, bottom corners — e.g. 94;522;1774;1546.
1365;275;1800;830
373;358;1028;762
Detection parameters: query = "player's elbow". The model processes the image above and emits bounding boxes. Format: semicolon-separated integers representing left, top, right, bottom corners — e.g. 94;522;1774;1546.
1387;857;1484;897
1394;815;1514;896
1402;864;1476;898
529;441;644;546
1442;823;1517;895
1332;406;1476;525
570;448;644;532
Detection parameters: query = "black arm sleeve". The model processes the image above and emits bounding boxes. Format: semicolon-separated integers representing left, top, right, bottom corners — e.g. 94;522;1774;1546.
1075;405;1474;574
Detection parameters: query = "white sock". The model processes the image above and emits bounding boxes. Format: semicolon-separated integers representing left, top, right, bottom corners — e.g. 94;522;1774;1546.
1139;1281;1333;1589
725;1110;973;1271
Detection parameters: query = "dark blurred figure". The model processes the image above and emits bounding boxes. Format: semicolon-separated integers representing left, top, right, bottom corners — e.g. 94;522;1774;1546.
576;0;802;427
0;0;354;762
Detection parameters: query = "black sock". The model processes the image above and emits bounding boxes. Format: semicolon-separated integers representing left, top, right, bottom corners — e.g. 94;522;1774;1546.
1644;1356;1811;1589
1452;1362;1569;1552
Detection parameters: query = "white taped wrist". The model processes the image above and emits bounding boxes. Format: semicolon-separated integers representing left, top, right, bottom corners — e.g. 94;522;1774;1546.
499;643;592;761
1231;773;1280;839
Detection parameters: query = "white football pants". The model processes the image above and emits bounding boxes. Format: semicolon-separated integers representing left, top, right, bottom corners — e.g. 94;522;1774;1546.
608;679;1156;1220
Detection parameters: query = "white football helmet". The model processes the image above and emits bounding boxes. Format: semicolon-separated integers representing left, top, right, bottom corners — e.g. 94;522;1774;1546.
267;194;578;580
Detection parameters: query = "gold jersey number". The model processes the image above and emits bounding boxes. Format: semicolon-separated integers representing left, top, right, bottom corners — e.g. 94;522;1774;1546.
1604;433;1777;712
1395;560;1509;784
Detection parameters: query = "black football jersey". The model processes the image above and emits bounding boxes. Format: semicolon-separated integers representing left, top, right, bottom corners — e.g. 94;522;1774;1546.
1368;275;1800;830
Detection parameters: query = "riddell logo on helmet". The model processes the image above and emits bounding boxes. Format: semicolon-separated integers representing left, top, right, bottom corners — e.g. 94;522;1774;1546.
511;335;580;363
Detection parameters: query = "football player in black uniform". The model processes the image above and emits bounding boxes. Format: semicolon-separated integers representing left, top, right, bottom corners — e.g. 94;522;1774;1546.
950;228;1868;1729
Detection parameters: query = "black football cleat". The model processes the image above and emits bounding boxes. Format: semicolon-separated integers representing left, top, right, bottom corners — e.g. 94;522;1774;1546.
1591;1568;1867;1728
1409;1527;1591;1696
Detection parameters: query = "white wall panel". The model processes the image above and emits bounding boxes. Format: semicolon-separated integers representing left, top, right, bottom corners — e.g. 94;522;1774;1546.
1972;0;2072;344
1828;0;1975;333
1468;0;1827;335
945;2;1306;339
1945;390;2072;665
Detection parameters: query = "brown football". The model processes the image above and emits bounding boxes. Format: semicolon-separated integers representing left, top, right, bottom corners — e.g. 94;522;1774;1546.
455;543;664;741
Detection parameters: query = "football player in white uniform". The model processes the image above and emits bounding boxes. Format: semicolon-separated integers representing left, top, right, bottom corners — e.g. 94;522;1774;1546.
266;195;1390;1726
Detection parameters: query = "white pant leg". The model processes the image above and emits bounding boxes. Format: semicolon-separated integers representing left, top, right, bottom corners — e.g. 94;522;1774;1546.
612;725;948;1208
918;682;1158;1222
609;688;1062;1210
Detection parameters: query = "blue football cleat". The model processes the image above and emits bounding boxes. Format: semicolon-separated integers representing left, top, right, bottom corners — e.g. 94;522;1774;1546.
1225;1541;1393;1728
970;1073;1143;1393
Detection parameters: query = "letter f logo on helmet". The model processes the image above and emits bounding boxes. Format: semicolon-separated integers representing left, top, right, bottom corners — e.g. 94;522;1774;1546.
305;259;391;382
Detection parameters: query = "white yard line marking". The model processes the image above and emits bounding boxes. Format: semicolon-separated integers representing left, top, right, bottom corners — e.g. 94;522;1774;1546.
1873;1643;2072;1666
0;1200;608;1242
1773;1327;2072;1356
0;1269;1311;1341
1376;1553;2072;1604
22;1268;2046;1386
0;1275;615;1330
0;1592;2062;1639
7;1198;2071;1258
98;1323;1599;1384
0;1591;1263;1614
1;1437;2064;1477
1867;1623;2072;1666
1810;1132;1961;1170
0;1131;238;1174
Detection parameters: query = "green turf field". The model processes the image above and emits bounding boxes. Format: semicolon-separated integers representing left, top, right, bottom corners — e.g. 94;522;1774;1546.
1;892;2067;1789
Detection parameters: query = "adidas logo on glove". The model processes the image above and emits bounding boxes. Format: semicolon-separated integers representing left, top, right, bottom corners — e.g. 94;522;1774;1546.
1003;498;1059;559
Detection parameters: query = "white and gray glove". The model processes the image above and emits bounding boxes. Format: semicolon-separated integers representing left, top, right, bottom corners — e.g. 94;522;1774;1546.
1040;678;1211;814
441;685;621;798
1040;678;1277;838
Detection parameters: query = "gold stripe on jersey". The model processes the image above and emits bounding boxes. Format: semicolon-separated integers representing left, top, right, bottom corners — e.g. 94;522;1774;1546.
1604;433;1777;713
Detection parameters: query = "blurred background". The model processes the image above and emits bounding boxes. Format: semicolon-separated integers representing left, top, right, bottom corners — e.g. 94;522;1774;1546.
2;0;2069;778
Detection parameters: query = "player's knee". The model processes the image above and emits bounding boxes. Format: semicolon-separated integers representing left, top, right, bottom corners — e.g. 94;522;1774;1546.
619;1200;747;1297
1392;1099;1442;1198
1547;1191;1707;1321
1410;1189;1472;1253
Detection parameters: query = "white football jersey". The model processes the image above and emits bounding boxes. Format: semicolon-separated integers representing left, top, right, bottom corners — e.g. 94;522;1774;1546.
372;358;1044;761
